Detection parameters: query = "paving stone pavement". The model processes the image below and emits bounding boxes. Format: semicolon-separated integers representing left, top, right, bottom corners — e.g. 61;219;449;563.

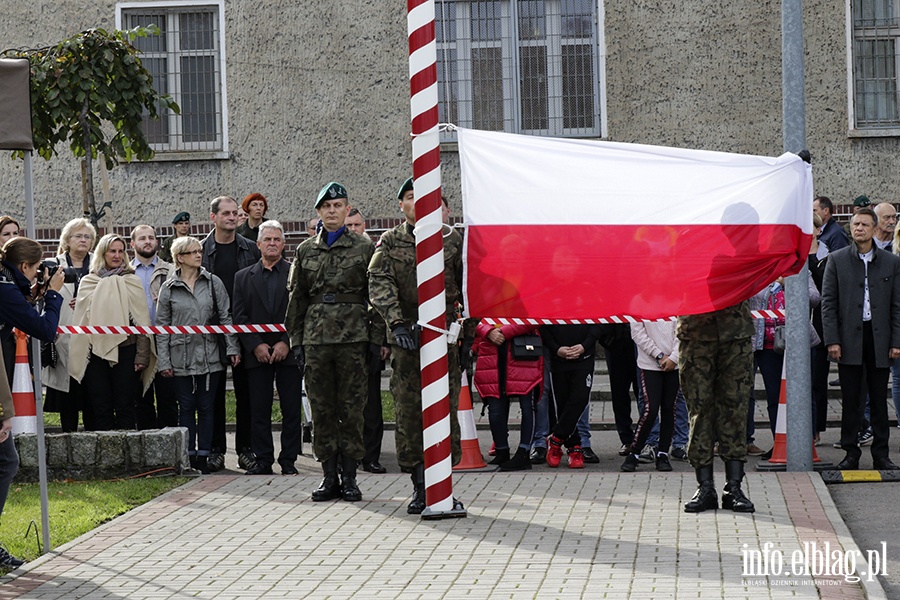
0;468;886;600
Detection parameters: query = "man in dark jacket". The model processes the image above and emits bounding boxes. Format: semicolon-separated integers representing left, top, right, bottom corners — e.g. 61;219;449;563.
201;195;261;472
233;220;302;475
822;207;900;471
814;196;850;253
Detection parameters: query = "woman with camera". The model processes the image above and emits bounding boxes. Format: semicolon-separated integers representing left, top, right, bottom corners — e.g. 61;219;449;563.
42;218;96;432
156;236;239;473
0;236;64;569
69;233;155;431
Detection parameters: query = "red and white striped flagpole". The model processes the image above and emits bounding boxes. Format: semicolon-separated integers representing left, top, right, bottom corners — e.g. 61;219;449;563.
407;0;461;518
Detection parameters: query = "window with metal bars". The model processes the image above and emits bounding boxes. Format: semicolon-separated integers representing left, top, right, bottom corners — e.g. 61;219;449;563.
852;0;900;128
117;1;227;153
436;0;601;142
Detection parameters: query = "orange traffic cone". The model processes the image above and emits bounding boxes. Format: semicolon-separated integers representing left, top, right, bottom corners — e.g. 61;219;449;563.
11;329;37;435
453;372;486;470
758;358;824;470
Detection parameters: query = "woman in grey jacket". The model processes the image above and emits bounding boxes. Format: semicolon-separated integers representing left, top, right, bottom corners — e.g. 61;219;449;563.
156;237;240;473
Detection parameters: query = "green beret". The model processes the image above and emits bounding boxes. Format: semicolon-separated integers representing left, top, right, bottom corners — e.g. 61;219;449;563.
316;182;348;208
397;177;414;200
172;211;190;224
853;195;871;207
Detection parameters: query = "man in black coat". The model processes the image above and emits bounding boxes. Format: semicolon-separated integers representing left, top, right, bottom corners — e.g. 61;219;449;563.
201;195;261;471
232;220;302;475
822;206;900;471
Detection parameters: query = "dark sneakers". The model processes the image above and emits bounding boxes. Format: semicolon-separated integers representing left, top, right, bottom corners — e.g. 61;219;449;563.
499;448;532;471
655;454;673;472
238;449;257;471
582;448;600;464
206;453;225;472
529;447;547;464
0;546;24;569
620;453;639;472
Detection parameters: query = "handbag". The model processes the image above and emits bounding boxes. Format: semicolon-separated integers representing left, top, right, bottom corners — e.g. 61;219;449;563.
773;325;786;353
209;279;229;365
511;335;542;361
41;340;58;368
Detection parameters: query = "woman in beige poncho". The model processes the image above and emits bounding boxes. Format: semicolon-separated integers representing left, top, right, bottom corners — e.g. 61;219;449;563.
69;233;156;430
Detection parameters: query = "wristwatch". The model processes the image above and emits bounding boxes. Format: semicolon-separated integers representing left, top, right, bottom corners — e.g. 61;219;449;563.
655;352;665;367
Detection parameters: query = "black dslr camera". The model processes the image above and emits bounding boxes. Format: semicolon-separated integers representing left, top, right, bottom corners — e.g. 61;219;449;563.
39;260;80;285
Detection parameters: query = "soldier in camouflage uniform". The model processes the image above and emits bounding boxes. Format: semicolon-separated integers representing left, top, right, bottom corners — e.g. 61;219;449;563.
677;302;755;513
286;182;374;502
368;177;463;514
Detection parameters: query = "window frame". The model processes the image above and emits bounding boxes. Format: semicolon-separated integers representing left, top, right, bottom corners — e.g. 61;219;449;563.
436;0;607;144
116;0;230;158
847;0;900;136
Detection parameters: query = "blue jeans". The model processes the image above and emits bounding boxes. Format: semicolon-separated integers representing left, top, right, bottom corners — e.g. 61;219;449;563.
577;402;592;449
174;371;222;456
532;359;552;449
0;433;19;516
488;394;536;452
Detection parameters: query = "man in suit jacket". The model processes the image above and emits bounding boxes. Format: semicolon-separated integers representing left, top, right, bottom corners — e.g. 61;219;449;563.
233;220;302;475
822;206;900;471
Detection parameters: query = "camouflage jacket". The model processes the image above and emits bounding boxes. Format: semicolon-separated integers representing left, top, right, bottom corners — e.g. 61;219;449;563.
285;229;374;347
368;222;463;345
676;300;754;342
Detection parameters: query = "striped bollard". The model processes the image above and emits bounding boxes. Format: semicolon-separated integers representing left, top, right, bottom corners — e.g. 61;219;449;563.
407;0;464;519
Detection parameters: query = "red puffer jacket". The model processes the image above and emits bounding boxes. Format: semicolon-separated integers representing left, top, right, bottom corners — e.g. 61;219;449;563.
473;320;543;399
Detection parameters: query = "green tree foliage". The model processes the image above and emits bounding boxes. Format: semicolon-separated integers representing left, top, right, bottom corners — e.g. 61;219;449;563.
2;26;179;225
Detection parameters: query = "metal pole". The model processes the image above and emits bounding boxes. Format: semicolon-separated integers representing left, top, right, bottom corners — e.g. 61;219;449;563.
782;0;813;471
23;150;52;551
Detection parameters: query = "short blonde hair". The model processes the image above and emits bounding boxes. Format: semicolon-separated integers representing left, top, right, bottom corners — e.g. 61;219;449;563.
90;233;135;274
170;236;202;268
58;218;96;255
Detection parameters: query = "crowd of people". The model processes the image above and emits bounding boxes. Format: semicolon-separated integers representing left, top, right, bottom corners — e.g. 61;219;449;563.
1;187;900;565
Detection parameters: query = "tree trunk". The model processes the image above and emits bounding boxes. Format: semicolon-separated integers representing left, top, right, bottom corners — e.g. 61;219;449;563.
79;100;96;226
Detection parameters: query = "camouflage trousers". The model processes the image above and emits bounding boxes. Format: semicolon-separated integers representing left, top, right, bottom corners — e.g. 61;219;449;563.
391;343;462;470
679;337;753;467
304;342;368;462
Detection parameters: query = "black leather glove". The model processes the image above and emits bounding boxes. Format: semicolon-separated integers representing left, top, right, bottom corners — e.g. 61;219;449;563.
292;345;304;364
391;323;417;351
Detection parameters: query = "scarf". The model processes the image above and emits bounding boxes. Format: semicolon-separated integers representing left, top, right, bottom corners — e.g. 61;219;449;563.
68;273;157;393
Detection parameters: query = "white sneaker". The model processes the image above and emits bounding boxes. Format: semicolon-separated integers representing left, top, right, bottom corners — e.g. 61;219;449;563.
638;445;657;463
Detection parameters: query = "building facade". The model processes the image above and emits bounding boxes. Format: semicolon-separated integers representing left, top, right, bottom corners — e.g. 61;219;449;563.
0;0;898;230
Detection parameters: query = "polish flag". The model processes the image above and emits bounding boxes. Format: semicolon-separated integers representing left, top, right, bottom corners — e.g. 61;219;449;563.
458;128;813;321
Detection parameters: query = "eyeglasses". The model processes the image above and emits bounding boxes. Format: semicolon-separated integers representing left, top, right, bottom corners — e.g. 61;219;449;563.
178;249;203;256
71;234;93;240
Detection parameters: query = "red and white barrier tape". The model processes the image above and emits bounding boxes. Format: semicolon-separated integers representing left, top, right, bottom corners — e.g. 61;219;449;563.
57;324;285;335
480;310;785;326
56;311;786;335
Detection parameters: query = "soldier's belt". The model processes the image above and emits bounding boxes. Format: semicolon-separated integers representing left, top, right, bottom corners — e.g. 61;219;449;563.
309;293;366;305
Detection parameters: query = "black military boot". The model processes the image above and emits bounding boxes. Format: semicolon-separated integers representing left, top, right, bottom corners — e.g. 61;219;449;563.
722;460;755;513
684;465;718;513
311;455;341;501
340;454;362;502
407;463;426;514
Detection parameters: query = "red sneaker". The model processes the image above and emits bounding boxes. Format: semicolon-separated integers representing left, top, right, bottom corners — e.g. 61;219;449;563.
568;446;585;469
488;442;496;456
546;435;564;468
